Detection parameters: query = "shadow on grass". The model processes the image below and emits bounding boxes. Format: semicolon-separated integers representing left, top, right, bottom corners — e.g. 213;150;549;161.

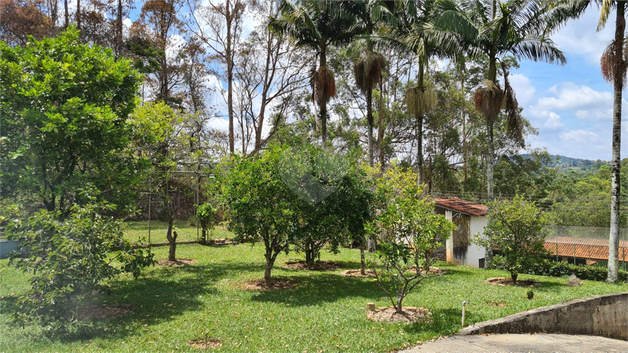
402;308;462;338
249;272;387;306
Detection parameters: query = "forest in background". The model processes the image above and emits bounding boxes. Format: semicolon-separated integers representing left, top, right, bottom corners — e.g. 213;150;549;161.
1;0;626;230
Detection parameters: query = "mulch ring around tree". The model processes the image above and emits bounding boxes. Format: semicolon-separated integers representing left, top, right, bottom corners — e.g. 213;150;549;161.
188;336;222;349
367;306;432;323
77;304;134;320
241;278;299;291
484;277;540;287
157;258;197;266
342;269;376;277
283;261;342;271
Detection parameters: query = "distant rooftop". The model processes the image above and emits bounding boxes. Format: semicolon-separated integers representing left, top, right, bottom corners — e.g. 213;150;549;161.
432;197;488;217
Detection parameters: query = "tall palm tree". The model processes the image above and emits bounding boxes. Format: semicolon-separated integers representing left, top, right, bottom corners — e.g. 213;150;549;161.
392;0;465;184
345;0;393;166
270;0;357;147
461;0;568;203
598;0;625;283
444;0;571;268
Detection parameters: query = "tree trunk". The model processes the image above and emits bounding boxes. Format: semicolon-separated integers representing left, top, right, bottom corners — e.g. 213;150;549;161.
117;0;123;56
76;0;81;32
319;47;328;147
264;251;276;286
608;2;625;283
227;0;235;154
511;272;518;284
485;120;495;269
367;88;374;166
360;236;366;275
64;0;69;28
377;80;385;169
417;114;424;184
167;227;177;262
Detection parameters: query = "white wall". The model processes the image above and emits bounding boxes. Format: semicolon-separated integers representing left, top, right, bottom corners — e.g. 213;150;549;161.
465;216;488;268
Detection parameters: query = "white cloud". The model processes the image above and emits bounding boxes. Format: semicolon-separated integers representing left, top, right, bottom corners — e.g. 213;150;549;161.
207;117;229;132
552;7;615;64
545;112;563;129
528;109;563;129
535;82;612;112
559;130;600;144
509;73;535;106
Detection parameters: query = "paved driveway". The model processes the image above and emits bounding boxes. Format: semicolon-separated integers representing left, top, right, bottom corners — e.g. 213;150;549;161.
398;333;628;353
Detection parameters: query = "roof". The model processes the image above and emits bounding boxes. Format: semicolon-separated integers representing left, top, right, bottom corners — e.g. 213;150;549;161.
432;197;488;217
545;236;628;261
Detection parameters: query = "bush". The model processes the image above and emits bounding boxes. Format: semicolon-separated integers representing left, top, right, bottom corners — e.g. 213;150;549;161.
525;260;628;282
5;202;154;331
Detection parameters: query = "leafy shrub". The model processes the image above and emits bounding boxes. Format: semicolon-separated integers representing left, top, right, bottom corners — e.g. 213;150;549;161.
5;203;154;331
196;202;218;243
525;260;628;282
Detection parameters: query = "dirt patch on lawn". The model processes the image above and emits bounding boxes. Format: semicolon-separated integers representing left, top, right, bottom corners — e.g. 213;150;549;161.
367;306;432;323
485;277;540;287
342;269;376;277
241;278;299;291
284;261;342;271
407;266;447;275
188;337;222;349
157;258;197;266
77;304;133;320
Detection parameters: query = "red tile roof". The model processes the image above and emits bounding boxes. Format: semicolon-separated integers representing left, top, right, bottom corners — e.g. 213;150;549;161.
545;236;628;261
432;197;488;217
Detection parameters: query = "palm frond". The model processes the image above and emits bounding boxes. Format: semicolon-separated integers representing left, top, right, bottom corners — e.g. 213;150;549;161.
598;0;614;31
600;38;627;84
509;35;566;65
354;50;387;94
474;80;503;123
502;63;523;142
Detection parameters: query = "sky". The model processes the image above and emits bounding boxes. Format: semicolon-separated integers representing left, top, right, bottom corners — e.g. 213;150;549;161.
175;2;628;161
511;6;628;161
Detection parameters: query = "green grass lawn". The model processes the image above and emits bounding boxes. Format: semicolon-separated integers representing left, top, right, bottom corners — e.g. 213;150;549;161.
122;221;235;244
0;242;625;353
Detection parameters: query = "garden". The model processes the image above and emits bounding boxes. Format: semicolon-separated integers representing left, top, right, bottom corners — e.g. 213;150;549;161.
1;232;625;353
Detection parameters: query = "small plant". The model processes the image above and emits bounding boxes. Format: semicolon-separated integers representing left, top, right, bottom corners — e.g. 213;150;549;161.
196;202;218;244
527;290;534;300
368;165;455;314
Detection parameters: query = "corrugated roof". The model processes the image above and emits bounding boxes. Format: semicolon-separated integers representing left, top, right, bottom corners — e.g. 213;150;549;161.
545;236;628;261
432;197;488;217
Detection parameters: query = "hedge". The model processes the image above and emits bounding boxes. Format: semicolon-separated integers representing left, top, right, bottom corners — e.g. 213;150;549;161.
525;261;628;282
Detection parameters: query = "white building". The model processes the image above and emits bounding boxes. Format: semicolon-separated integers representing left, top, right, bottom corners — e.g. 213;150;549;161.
433;197;488;268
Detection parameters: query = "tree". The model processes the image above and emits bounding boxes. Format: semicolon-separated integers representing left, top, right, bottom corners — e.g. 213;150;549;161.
217;146;299;285
0;26;142;215
130;0;186;107
445;0;570;267
270;0;357;147
4;201;154;330
474;195;551;284
368;164;455;314
598;0;625;283
0;0;54;46
129;102;190;262
186;0;250;154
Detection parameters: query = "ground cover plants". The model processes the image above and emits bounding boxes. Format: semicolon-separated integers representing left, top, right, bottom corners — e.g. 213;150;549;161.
1;241;625;353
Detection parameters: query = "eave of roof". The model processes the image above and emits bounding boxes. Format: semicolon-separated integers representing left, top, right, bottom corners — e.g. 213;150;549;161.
432;197;488;217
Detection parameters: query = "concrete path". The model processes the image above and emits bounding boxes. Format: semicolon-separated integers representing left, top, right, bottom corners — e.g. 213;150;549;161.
398;333;628;353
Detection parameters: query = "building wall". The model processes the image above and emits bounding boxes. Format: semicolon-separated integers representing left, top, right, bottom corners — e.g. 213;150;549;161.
464;216;487;268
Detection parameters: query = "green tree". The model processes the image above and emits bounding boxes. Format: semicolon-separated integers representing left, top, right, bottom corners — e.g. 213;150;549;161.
217;146;299;285
368;164;455;314
0;26;142;215
196;202;218;244
4;201;153;330
474;195;551;284
129;102;190;262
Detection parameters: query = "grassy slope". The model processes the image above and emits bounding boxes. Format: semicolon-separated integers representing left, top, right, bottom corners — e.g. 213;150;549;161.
122;221;234;244
1;242;625;353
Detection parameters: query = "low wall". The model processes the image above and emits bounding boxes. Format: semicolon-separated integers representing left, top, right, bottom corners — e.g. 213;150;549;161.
459;292;628;340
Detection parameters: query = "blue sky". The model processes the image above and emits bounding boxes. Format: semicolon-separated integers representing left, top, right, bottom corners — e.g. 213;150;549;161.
511;6;628;161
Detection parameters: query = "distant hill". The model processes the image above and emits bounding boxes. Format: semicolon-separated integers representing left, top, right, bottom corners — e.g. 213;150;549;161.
521;154;611;172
